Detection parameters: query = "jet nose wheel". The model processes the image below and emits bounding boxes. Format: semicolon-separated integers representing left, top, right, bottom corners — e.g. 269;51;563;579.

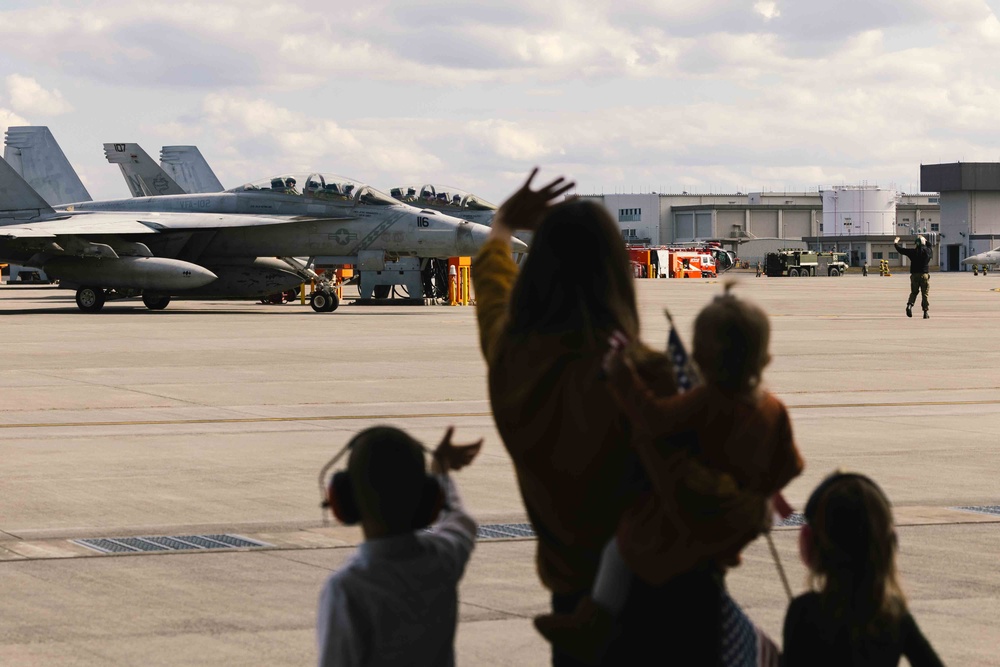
75;286;106;313
310;290;340;312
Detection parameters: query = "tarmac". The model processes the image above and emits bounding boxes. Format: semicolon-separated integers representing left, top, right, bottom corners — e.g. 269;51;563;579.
0;271;998;666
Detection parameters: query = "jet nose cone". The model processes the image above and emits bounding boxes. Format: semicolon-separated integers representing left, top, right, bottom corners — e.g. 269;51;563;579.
457;221;493;256
190;265;219;287
963;256;978;265
511;235;529;253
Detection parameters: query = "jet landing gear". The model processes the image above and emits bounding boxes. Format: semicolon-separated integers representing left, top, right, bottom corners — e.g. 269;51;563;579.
75;286;106;313
74;287;172;312
142;294;171;310
278;256;342;314
310;289;340;312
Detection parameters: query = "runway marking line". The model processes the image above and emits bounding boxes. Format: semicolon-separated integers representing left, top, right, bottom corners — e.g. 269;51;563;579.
2;398;1000;430
789;398;1000;410
0;412;495;430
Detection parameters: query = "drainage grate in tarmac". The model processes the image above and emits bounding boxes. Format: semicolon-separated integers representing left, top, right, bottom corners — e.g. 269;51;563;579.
476;523;536;540
73;534;271;554
953;505;1000;517
474;517;815;539
777;513;806;527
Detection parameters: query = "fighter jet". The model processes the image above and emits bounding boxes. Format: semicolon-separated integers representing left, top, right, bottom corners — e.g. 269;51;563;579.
962;246;1000;269
0;134;509;313
388;182;538;252
390;184;498;227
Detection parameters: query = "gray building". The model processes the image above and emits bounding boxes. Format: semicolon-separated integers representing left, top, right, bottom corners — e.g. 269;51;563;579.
585;190;939;268
921;163;1000;271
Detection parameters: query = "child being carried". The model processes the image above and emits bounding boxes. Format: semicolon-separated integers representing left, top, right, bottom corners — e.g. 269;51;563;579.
535;284;805;663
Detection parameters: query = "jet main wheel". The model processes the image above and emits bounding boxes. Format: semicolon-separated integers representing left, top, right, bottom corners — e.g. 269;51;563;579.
142;294;171;310
311;290;339;313
324;291;340;312
75;286;106;313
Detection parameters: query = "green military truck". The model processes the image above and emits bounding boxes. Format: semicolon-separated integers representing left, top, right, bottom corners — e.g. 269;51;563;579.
765;249;849;277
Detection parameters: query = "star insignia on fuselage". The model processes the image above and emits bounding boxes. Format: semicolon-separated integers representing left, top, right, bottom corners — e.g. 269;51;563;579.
330;229;359;246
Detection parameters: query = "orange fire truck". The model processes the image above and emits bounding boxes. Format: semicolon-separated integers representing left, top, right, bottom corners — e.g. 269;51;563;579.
628;243;733;279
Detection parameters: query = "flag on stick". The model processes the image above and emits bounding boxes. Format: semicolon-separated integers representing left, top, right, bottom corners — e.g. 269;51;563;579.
664;308;700;392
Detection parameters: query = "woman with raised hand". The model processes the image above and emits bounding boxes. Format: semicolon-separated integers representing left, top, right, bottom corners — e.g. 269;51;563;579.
473;169;773;666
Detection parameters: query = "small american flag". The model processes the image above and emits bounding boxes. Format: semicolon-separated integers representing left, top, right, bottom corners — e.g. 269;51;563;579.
665;309;700;392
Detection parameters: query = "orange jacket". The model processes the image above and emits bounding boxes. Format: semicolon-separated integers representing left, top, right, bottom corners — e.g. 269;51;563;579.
473;237;674;593
614;379;803;584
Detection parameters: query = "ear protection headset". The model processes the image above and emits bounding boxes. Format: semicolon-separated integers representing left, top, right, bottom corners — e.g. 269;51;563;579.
799;471;894;568
318;429;446;529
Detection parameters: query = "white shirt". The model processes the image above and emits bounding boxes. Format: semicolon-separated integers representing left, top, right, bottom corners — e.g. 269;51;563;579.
316;475;476;667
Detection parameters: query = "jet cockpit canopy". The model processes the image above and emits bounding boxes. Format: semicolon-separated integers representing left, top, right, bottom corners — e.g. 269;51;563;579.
389;184;497;212
229;173;397;206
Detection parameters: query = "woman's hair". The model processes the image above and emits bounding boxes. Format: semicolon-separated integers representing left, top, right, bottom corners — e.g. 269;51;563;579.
506;199;639;345
692;283;770;395
804;473;906;639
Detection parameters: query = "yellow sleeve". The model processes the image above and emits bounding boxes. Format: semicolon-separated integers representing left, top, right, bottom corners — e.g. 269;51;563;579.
472;237;518;362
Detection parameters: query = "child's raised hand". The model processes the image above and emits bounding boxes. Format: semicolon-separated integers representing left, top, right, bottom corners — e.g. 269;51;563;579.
433;426;484;474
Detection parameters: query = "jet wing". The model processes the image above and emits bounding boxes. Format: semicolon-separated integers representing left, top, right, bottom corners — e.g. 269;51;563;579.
130;211;355;231
1;211;354;239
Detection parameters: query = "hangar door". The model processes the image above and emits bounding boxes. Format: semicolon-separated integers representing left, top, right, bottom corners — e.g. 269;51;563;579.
751;210;779;238
695;212;713;239
675;213;694;240
782;211;811;239
717;210;745;239
947;245;960;271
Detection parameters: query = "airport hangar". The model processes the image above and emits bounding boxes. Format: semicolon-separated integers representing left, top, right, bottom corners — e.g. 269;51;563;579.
583;162;1000;272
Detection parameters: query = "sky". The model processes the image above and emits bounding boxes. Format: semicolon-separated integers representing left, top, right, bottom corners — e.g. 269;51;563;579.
2;0;1000;204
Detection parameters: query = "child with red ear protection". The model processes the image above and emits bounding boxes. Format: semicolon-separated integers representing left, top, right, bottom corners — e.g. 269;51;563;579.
316;425;482;667
783;472;944;666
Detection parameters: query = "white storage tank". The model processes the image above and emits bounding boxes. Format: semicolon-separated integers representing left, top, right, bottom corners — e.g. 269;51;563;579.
821;187;896;236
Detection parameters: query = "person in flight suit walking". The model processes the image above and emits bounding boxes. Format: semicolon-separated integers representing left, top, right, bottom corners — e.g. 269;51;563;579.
894;236;932;319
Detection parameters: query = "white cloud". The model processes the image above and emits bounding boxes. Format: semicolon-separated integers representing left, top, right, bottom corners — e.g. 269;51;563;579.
464;120;554;161
754;2;780;20
0;106;29;128
7;0;1000;203
0;0;996;92
161;94;444;186
5;75;72;115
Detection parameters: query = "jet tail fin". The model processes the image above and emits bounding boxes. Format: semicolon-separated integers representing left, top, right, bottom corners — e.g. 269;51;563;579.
104;142;187;197
0;156;57;222
4;126;92;206
160;146;224;193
